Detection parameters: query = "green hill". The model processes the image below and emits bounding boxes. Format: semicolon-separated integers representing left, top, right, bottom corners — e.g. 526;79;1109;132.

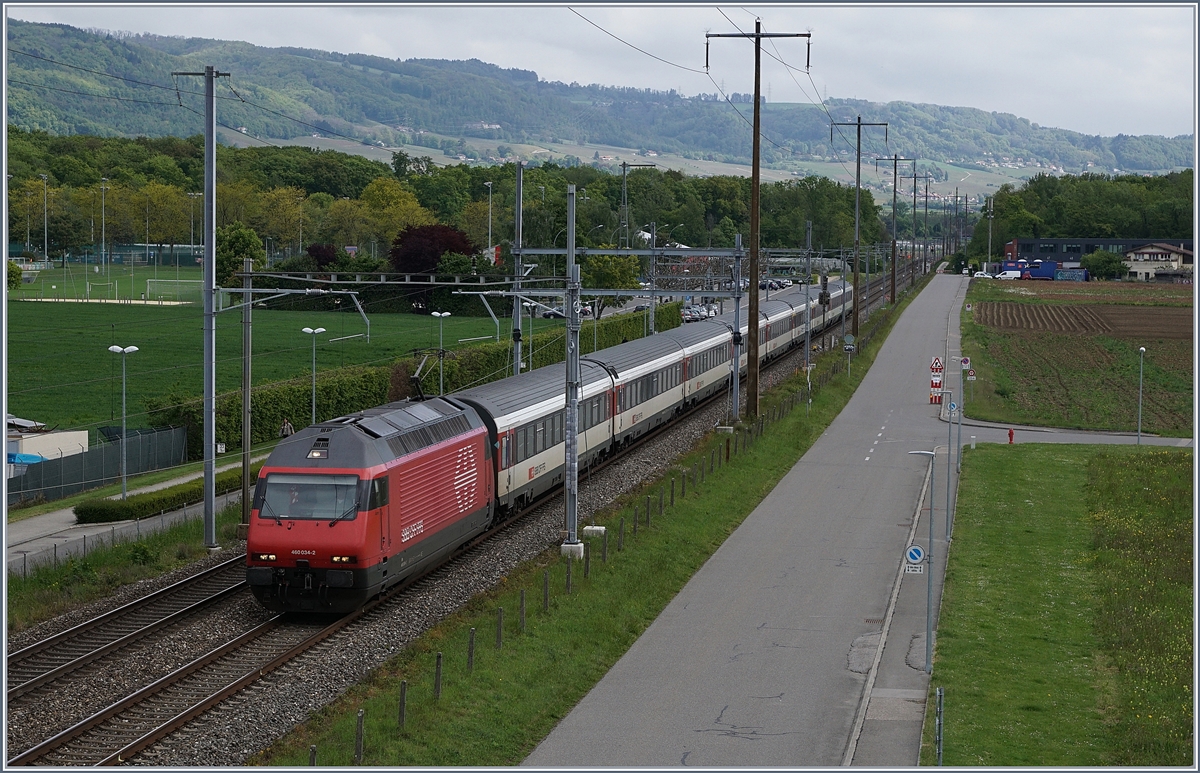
7;19;1193;173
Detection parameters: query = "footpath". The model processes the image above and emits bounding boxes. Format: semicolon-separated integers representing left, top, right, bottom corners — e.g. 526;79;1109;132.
5;454;270;576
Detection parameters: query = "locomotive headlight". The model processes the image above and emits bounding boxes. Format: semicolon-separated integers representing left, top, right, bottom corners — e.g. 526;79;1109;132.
331;555;358;564
253;553;277;562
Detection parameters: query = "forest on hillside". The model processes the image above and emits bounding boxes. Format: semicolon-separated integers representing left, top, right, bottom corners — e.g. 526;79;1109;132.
7;19;1193;173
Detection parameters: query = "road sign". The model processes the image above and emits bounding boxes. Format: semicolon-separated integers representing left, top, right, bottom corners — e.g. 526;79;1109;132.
967;369;977;381
906;544;925;564
844;334;855;345
960;356;970;368
965;303;973;311
905;564;925;574
931;357;943;370
949;402;957;411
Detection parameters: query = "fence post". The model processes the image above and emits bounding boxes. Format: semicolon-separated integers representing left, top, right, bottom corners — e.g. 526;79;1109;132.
566;555;573;594
618;518;625;551
354;708;364;764
434;652;443;699
398;680;407;730
309;746;317;766
645;495;651;528
670;477;675;506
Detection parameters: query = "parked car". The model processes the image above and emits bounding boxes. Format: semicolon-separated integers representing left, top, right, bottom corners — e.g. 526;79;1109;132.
633;304;650;312
973;271;992;278
542;308;565;319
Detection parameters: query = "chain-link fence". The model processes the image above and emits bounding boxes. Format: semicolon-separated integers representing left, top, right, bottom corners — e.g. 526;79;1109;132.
7;426;186;507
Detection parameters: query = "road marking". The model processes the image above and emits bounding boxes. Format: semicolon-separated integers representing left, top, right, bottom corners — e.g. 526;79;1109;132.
865;456;871;461
873;440;879;445
877;433;882;437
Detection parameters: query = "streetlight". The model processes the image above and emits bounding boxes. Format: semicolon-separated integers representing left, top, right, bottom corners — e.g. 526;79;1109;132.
1138;346;1146;444
484;181;493;266
188;192;201;272
302;327;326;424
108;344;139;500
100;179;110;279
39;174;48;263
431;312;451;395
908;448;936;674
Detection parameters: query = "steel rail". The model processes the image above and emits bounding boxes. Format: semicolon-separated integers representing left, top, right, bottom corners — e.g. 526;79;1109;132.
7;556;247;696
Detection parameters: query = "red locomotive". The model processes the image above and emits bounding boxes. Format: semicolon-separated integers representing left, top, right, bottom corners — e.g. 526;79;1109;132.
246;397;494;612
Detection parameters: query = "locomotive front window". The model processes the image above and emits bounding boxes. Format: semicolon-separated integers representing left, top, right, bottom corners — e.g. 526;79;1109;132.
260;474;360;521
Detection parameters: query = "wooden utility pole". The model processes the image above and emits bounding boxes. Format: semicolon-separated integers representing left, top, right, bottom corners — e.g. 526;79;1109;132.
708;20;809;419
831;116;886;337
876;153;914;305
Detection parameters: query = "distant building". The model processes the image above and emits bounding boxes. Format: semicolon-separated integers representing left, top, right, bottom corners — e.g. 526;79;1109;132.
1123;243;1193;282
1004;237;1194;269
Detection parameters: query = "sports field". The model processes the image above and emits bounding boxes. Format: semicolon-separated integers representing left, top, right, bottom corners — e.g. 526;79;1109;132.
7;298;510;442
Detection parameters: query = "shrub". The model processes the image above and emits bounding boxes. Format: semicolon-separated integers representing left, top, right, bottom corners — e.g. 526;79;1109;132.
74;461;265;524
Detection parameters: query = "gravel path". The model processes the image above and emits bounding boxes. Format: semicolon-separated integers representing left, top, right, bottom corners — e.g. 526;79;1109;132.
8;343;813;767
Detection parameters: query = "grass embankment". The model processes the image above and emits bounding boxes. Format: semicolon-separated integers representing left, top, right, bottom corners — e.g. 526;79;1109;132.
250;277;934;765
960;281;1192;436
922;444;1192;766
6;502;244;632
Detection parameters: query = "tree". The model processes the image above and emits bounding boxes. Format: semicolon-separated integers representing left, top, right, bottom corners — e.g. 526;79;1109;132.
389;224;476;274
7;260;21;291
391;150;433;180
358;176;437;247
215;222;266;286
1080;249;1127;280
389;224;476;312
582;252;640;317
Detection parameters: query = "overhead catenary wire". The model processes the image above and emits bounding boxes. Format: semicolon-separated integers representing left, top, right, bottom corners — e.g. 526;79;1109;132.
6;78;182;107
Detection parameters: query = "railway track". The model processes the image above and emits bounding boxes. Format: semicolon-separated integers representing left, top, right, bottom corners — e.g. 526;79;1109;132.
6;556;247;702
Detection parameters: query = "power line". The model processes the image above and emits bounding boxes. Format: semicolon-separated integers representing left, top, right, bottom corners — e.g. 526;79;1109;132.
7;78;181;107
568;8;707;74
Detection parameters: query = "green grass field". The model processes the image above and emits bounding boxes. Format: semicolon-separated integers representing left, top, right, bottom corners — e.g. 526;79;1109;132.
7;295;518;441
922;444;1192;766
961;281;1193;436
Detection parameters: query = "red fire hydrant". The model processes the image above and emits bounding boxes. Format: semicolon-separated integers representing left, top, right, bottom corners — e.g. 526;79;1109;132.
1008;428;1014;444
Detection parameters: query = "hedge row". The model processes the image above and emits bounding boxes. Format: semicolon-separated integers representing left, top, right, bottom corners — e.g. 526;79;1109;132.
147;304;682;460
74;461;266;524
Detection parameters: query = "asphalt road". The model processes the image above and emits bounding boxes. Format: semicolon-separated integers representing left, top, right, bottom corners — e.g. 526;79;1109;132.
523;273;1190;767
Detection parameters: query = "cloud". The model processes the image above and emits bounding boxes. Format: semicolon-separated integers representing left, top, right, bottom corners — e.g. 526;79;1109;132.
6;4;1195;136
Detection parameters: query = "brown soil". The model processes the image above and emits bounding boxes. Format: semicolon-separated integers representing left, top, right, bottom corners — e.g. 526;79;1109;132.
975;303;1193;339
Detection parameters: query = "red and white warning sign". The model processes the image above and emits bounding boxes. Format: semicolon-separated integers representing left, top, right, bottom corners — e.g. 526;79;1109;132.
931;356;943;373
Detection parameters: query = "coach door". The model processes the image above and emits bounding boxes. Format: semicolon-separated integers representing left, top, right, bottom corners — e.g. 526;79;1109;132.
370;476;390;552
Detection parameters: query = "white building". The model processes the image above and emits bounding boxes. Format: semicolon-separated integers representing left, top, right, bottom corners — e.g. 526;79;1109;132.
1123;243;1193;282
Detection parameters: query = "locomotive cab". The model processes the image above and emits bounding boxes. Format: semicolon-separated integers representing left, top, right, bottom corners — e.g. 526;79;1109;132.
247;472;382;612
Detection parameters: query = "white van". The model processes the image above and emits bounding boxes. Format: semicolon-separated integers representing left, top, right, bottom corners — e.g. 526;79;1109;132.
995;270;1022;280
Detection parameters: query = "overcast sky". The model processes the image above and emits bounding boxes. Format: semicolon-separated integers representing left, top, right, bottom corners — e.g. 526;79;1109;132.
7;3;1197;138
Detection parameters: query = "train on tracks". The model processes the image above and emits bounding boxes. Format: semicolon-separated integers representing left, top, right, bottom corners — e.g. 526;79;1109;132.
246;282;854;612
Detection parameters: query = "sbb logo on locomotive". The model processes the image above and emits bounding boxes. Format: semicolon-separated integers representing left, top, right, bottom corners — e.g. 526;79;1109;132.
528;461;547;480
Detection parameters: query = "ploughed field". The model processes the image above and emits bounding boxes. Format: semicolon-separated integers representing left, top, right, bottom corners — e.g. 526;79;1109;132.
974;302;1193;339
962;281;1193;436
